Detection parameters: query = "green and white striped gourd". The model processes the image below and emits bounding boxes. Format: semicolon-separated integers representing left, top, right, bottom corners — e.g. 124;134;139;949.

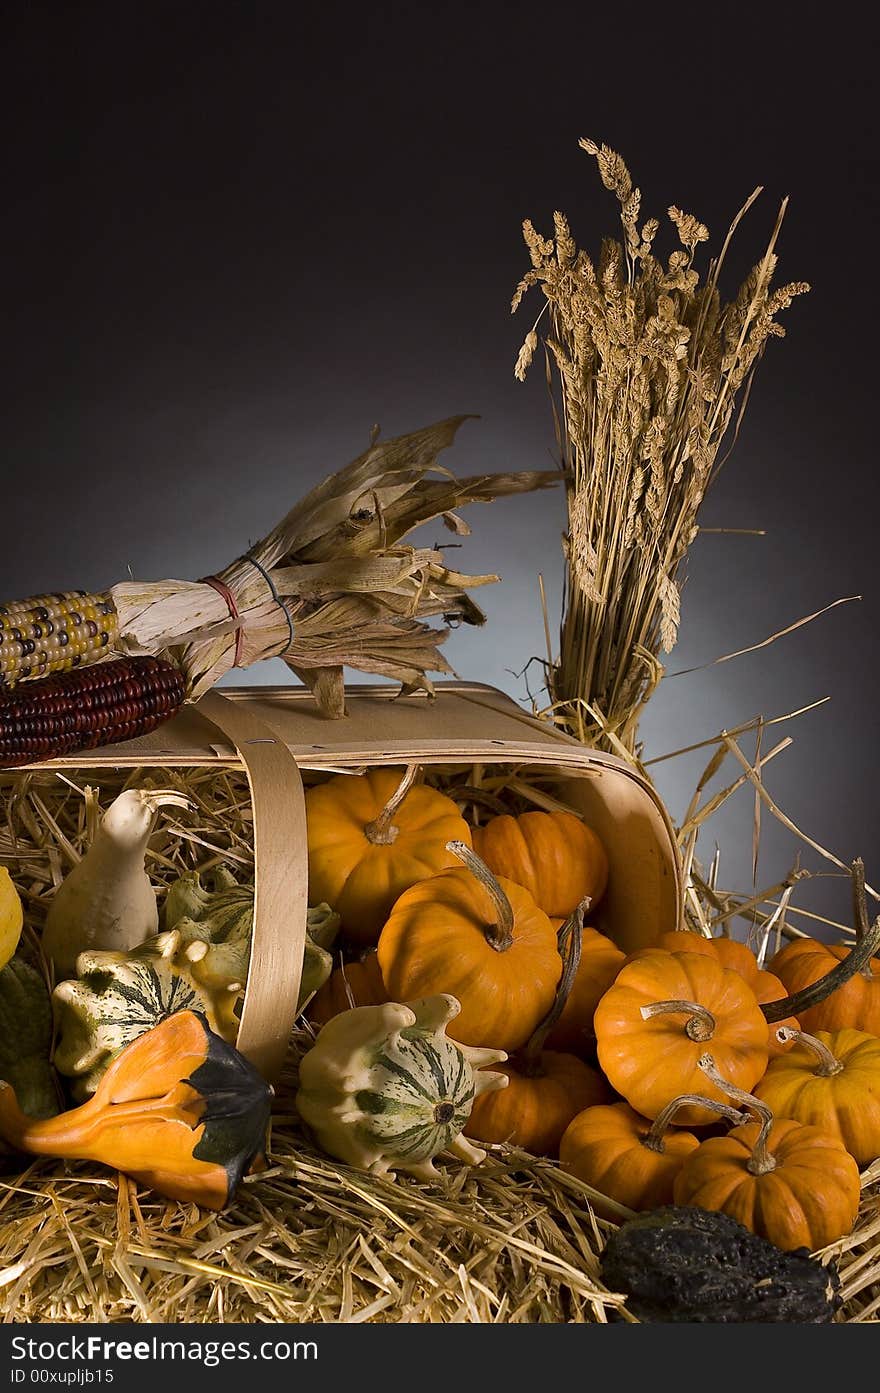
52;932;222;1097
295;994;508;1178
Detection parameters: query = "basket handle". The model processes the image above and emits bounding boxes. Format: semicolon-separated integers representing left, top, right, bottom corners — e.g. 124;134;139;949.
195;689;308;1083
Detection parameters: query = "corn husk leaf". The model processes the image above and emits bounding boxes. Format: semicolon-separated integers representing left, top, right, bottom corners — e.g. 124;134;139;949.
110;417;559;710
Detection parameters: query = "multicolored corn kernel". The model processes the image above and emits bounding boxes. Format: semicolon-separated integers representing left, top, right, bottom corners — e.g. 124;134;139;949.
0;591;119;686
0;656;186;767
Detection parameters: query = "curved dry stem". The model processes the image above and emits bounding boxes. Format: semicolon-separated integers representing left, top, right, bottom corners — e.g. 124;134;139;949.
698;1053;776;1175
852;858;876;980
640;999;716;1042
449;786;510;818
521;897;590;1074
446;840;514;952
763;895;880;1022
642;1094;745;1154
364;765;419;845
775;1025;844;1077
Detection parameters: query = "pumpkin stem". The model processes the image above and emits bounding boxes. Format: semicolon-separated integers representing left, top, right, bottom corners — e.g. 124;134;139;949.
449;785;510;819
852;858;877;981
698;1053;777;1176
520;898;590;1075
445;840;514;952
775;1025;844;1077
364;765;420;845
763;860;880;1021
642;1094;745;1154
639;999;716;1042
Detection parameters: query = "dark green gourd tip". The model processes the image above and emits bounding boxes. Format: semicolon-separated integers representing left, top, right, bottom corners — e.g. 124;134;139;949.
187;1015;274;1198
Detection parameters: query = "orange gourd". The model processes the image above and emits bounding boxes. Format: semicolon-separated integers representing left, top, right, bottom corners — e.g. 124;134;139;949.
307;953;388;1028
653;931;797;1058
377;841;561;1052
0;1012;272;1210
559;1094;744;1214
544;922;624;1055
756;1025;880;1166
674;1055;860;1252
594;949;769;1125
465;1051;608;1157
471;810;608;918
306;766;472;946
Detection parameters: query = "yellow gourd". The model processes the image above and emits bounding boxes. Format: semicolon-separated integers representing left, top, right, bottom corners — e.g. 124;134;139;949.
0;868;23;972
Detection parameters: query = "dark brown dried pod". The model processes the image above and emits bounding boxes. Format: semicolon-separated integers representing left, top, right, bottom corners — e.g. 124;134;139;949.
601;1205;841;1323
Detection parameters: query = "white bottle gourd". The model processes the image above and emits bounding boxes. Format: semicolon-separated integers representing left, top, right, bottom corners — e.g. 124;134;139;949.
42;788;192;979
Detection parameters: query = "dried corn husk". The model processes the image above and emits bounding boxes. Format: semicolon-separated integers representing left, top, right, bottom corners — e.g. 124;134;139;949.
107;416;558;713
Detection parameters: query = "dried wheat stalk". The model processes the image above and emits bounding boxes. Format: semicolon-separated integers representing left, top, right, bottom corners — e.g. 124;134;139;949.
107;416;557;715
514;140;809;753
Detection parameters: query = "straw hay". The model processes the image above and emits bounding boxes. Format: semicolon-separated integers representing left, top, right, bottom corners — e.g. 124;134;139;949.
515;139;810;755
1;762;879;1324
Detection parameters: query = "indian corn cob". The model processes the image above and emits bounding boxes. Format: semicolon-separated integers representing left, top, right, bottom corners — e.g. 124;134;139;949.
0;592;119;686
0;656;185;767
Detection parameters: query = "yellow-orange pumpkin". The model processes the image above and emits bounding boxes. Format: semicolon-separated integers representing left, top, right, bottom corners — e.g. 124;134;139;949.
464;1052;607;1157
594;949;769;1125
377;842;561;1052
306;766;471;946
471;810;608;918
756;1026;880;1166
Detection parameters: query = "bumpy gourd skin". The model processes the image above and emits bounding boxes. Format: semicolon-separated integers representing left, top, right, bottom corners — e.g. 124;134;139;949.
306;769;472;945
601;1206;842;1323
295;995;507;1178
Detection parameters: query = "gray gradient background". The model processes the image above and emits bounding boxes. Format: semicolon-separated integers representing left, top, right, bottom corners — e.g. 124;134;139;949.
2;4;877;932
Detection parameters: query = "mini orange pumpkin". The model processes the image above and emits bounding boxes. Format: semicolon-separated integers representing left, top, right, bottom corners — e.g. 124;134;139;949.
771;939;880;1035
471;810;608;918
465;1051;608;1157
377;841;561;1052
306;766;472;946
768;858;880;1034
756;1025;880;1166
653;931;798;1058
674;1055;861;1252
559;1094;744;1214
544;923;625;1056
307;953;388;1028
594;949;769;1125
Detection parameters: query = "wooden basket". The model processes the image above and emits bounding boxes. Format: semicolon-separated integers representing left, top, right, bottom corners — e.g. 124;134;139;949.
20;681;683;1081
